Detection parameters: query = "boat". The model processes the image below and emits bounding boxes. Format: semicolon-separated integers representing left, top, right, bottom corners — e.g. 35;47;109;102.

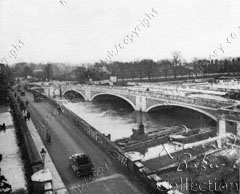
169;134;187;142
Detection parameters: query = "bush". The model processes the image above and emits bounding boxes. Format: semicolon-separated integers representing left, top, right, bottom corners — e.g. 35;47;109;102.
14;188;28;194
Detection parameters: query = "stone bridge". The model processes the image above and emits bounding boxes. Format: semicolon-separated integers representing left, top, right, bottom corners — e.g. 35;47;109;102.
46;84;240;139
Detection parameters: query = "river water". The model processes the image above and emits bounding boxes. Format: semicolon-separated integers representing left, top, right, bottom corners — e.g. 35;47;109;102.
59;95;216;160
60;96;215;141
0;106;27;191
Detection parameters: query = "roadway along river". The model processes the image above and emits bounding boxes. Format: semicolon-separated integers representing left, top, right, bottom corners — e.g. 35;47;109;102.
23;92;151;194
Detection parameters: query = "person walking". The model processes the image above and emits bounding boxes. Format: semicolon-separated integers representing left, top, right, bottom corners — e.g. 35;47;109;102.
1;123;6;132
27;111;31;120
46;129;51;144
139;122;145;134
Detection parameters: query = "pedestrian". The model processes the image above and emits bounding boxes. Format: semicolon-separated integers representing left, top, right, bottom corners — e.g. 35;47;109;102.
46;129;49;139
27;111;31;120
1;123;6;132
57;106;62;114
46;129;51;144
22;106;26;113
0;154;2;162
139;122;144;134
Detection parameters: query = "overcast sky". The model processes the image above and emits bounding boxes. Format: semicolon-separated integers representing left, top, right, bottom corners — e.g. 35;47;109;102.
0;0;240;65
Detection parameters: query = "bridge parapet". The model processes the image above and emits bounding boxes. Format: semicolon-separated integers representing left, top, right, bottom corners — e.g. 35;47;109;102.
59;84;240;143
217;108;240;122
61;85;235;110
145;90;234;108
91;86;233;109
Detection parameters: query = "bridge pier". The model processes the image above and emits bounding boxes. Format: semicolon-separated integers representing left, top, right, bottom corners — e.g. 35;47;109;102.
217;119;226;148
237;122;240;137
85;89;91;101
136;96;147;112
59;87;62;98
217;119;226;135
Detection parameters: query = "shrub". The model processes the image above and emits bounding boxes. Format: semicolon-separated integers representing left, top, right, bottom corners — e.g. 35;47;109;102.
14;188;28;194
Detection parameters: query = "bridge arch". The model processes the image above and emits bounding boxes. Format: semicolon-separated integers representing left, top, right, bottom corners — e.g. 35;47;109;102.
62;89;86;101
146;103;217;121
90;93;136;110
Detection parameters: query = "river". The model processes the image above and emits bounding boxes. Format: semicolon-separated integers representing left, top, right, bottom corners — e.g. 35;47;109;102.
0;106;27;191
57;94;216;161
59;96;216;142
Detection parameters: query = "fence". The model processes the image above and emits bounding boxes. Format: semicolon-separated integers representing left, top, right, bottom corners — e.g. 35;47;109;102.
62;84;234;110
9;91;43;172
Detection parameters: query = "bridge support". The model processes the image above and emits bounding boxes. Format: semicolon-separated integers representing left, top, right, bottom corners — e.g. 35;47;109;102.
44;88;58;97
136;96;147;112
217;119;226;148
59;86;62;98
85;89;91;101
237;122;240;138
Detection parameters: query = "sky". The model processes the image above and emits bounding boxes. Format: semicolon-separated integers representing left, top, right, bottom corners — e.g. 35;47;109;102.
0;0;240;65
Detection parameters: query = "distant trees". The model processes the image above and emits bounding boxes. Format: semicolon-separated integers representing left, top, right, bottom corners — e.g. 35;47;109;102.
10;63;77;81
76;66;87;83
23;66;33;78
7;55;240;84
161;59;172;79
103;59;173;81
45;63;53;81
14;188;28;194
0;64;13;104
102;56;240;81
11;63;28;78
171;51;182;79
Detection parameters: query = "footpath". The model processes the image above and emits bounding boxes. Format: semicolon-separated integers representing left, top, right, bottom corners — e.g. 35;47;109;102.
23;109;68;194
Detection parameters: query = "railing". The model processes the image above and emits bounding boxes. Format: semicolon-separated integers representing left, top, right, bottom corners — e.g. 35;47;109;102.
9;92;43;171
61;84;235;110
217;108;240;121
87;85;234;109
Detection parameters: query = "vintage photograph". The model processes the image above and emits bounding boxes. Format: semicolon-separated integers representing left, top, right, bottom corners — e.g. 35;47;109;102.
0;0;240;193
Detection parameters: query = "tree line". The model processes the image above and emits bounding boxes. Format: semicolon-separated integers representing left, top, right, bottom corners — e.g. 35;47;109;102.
7;54;240;84
0;64;13;104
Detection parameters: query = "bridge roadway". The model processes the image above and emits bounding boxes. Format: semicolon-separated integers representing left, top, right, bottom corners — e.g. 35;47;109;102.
22;92;150;194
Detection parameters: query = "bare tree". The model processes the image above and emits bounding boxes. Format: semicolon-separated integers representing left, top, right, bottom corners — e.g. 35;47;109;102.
171;51;181;79
45;63;53;81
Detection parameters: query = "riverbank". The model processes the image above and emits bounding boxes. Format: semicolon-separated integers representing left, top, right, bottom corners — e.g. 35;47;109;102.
11;90;68;194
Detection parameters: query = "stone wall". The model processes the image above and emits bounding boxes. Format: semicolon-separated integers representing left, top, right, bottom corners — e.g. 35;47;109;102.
9;92;43;172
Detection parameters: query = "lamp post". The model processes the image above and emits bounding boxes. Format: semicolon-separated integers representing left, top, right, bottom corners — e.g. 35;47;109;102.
59;85;62;98
40;148;46;170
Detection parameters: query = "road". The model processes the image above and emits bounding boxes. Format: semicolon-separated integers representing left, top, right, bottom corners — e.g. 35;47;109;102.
22;92;150;194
